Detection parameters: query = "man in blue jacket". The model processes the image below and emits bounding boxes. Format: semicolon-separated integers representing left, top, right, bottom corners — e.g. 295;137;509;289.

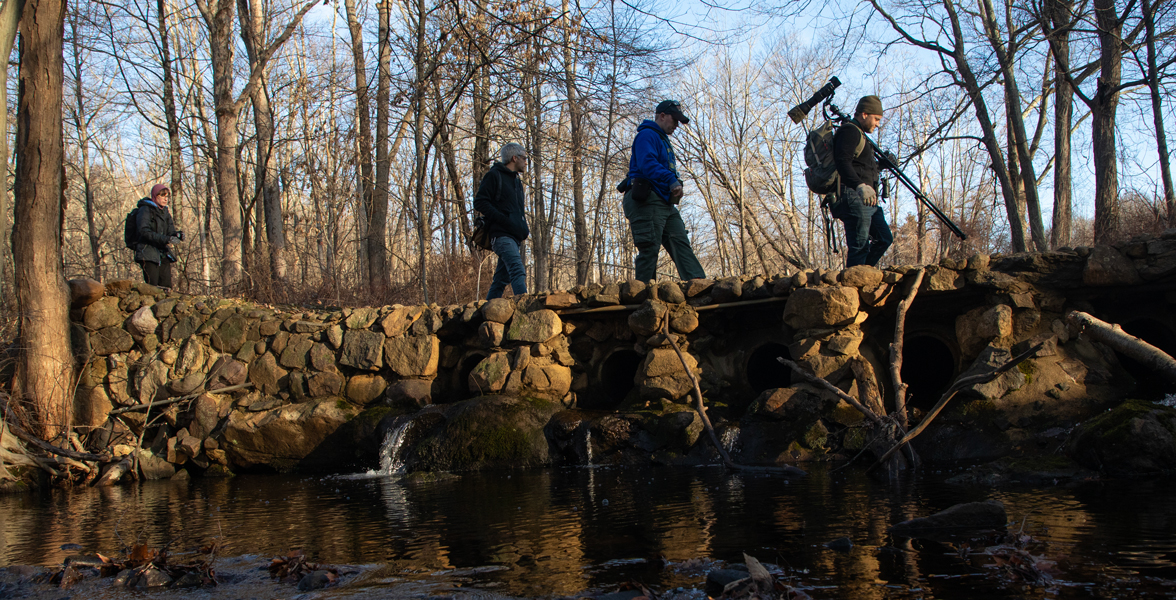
622;100;706;282
474;143;530;299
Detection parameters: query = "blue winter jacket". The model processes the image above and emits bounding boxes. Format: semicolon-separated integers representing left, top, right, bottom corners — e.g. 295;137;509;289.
626;120;681;203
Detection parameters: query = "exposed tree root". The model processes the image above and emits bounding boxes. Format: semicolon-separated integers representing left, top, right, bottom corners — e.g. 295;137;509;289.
661;317;807;477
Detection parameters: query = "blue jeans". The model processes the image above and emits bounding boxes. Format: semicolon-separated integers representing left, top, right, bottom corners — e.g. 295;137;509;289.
487;236;527;300
834;188;893;267
622;190;706;281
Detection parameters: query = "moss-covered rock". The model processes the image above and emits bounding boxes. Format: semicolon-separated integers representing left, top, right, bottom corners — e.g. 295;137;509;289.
408;396;561;471
1067;399;1176;476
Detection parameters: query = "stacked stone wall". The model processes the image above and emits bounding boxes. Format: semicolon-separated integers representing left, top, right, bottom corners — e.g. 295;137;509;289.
68;231;1176;475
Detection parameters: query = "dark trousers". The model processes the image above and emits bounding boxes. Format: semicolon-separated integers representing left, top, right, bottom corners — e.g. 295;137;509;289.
487;236;527;300
139;260;173;289
834;189;893;267
622;189;706;282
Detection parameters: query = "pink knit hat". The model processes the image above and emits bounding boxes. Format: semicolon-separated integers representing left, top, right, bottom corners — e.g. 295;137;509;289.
150;183;169;199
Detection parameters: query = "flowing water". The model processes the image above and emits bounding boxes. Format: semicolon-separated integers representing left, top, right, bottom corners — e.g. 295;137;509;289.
2;465;1175;598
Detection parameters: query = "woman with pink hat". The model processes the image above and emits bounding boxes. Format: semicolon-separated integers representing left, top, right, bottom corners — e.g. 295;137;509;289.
132;183;183;288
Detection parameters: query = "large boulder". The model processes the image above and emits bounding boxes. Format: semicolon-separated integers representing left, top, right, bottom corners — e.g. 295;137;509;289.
783;286;859;330
127;306;159;339
221;399;357;470
955;304;1013;358
839;265;883;290
637;348;699;401
84;296;124;330
383;335;440;377
520;362;572;400
469;352;511;394
340;330;384;371
1067;399;1176;476
505;309;562;343
1084;245;1142;286
628;300;669;337
406;396;562;471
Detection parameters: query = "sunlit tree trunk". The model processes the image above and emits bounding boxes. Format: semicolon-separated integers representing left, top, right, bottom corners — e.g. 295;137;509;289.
344;0;373;288
240;0;285;285
67;8;100;279
14;0;73;440
0;0;24;301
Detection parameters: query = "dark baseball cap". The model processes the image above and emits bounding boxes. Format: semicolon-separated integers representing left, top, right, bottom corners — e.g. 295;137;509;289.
656;100;690;124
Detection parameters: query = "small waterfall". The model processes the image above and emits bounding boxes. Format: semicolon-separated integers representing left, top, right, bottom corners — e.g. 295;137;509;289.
584;427;593;467
720;426;740;455
375;417;414;476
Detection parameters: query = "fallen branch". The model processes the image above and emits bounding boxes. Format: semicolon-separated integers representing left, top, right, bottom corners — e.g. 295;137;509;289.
889;268;925;428
662;319;806;477
777;358;882;424
870;342;1043;470
2;418;115;463
109;383;251;415
1066;310;1176;385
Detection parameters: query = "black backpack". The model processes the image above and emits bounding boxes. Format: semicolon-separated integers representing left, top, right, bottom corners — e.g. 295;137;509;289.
803;121;865;196
123;207;140;250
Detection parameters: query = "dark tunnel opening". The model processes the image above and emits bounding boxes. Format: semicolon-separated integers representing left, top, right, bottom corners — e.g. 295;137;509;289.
1118;318;1176;396
445;353;487;403
747;343;793;393
585;349;643;410
901;335;957;412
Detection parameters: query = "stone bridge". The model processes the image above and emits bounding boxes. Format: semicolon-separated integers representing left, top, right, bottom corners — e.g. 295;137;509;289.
69;233;1176;478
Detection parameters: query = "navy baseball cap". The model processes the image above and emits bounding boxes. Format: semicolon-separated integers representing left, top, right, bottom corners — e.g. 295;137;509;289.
656;100;690;124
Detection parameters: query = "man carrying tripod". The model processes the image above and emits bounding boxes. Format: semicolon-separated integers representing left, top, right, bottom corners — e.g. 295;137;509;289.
833;95;892;267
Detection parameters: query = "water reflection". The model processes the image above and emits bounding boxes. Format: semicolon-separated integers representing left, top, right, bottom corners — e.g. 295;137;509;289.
1;466;1174;598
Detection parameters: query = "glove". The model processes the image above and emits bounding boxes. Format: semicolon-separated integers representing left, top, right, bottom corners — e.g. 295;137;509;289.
668;185;684;204
168;236;182;246
857;183;878;206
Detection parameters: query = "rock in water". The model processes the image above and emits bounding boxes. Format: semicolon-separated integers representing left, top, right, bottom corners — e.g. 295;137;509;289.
889;500;1007;535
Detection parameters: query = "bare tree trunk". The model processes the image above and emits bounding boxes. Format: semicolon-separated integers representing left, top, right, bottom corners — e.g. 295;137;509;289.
344;0;373;289
67;9;100;279
410;0;430;303
158;0;184;234
198;0;244;289
1142;0;1176;226
0;0;24;301
523;49;548;292
195;0;316;290
979;0;1046;251
1048;0;1073;248
870;0;1030;252
561;0;589;285
370;0;392;295
239;0;285;285
1090;0;1121;244
14;0;73;440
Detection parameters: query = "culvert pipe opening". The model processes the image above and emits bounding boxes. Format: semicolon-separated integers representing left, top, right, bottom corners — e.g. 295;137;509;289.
586;349;642;410
747;343;792;393
901;335;956;412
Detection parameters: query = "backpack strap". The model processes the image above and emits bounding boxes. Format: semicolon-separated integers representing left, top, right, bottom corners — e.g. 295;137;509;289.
842;121;868;158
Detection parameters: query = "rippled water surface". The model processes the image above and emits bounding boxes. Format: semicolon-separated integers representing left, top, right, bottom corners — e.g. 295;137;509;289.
2;466;1176;598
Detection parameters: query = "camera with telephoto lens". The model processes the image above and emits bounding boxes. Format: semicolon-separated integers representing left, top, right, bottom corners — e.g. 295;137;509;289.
788;77;841;123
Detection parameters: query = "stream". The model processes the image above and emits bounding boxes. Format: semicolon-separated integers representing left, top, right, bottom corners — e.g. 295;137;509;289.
2;464;1175;598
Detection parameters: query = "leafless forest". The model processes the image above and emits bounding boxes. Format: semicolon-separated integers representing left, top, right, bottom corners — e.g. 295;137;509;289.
3;0;1175;310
